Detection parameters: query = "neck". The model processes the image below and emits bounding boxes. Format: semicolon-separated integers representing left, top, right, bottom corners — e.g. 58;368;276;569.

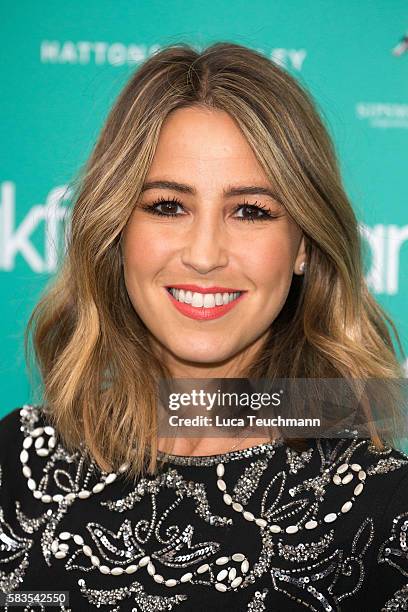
157;434;275;457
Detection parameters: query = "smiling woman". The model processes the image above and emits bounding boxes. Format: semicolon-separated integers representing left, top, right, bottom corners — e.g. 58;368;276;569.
1;42;408;611
121;106;305;366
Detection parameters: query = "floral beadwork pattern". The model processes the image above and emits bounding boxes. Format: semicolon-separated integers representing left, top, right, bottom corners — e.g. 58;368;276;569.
378;510;408;611
0;404;407;611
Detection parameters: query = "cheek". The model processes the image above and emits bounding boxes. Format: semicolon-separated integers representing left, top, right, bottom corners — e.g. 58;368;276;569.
241;231;295;287
123;223;171;278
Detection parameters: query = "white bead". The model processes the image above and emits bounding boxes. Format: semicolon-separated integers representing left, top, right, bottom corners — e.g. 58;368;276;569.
73;535;84;545
59;532;71;541
65;493;76;502
91;555;100;566
197;563;210;573
37;449;49;457
118;462;129;473
78;490;90;499
99;565;110;574
336;463;348;474
22;466;31;478
82;545;92;556
35;436;44;449
215;583;227;592
216;464;225;477
215;557;229;565
217;569;228;581
341;501;353;513
20;450;28;464
324;513;337;523
33;490;42;499
55;551;66;559
351;463;361;471
41;495;52;503
342;473;353;484
52;494;63;502
154;574;164;583
243;511;254;521
44;426;55;436
58;543;69;552
358;470;366;480
305;520;318;529
255;518;267;528
286;525;299;534
111;567;124;576
139;556;150;567
23;437;33;449
125;565;137;574
105;473;117;484
165;579;177;587
269;524;281;533
231;576;243;588
147;562;156;575
92;482;105;494
32;427;44;438
51;540;59;553
232;553;245;562
354;483;364;496
232;502;243;512
333;474;342;485
241;559;249;573
48;437;56;449
223;493;232;505
228;567;237;581
180;572;193;583
217;479;226;492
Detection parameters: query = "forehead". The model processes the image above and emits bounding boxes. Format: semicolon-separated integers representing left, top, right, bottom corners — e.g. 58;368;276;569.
147;106;270;186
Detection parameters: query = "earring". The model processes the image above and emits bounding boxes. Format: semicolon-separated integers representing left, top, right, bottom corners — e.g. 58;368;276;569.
299;261;306;274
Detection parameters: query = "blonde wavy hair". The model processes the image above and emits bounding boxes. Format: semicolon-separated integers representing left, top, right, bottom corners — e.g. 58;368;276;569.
25;42;406;480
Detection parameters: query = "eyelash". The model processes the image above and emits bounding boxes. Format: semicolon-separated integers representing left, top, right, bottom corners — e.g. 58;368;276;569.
140;195;279;223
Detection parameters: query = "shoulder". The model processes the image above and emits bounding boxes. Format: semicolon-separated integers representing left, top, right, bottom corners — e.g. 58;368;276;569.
313;436;408;478
307;436;408;521
0;405;26;465
0;404;94;513
331;435;408;491
0;404;49;459
0;404;57;497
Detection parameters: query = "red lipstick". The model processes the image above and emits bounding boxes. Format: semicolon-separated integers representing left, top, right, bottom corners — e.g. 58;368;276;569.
164;286;247;321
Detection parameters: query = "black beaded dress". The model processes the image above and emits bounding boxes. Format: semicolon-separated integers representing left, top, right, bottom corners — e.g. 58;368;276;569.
1;405;408;611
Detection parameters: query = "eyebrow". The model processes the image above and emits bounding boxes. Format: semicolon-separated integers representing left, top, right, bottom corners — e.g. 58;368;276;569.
141;180;282;202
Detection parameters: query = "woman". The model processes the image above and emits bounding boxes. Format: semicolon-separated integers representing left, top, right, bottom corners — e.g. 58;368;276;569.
1;42;407;611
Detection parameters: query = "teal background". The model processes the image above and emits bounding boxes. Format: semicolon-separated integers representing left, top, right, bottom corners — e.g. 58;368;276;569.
1;2;407;422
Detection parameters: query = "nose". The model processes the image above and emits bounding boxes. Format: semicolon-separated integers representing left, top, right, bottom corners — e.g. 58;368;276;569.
180;214;229;274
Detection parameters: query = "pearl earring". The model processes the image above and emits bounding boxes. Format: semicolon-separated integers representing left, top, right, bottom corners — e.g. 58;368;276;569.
299;261;306;274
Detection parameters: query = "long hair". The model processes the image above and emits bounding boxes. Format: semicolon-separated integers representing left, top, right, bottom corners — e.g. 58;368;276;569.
24;42;406;481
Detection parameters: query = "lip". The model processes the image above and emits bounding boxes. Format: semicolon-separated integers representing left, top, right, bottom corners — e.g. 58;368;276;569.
164;287;247;321
165;284;245;294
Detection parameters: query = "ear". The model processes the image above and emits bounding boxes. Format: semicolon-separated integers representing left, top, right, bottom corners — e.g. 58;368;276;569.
294;234;307;275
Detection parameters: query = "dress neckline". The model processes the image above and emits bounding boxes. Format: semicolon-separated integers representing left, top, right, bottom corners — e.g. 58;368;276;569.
156;437;285;466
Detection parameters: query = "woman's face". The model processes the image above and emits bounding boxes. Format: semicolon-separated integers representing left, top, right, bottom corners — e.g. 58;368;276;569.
122;107;306;376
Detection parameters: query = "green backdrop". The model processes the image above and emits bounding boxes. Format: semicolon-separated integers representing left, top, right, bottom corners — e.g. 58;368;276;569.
1;2;407;424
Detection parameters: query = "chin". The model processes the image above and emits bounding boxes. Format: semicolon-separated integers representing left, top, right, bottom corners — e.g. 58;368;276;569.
167;340;236;367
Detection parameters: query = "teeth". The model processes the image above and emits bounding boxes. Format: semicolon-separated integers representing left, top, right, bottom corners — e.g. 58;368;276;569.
192;292;204;307
169;289;241;308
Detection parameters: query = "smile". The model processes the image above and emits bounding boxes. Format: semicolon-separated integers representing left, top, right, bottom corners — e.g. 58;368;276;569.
164;286;247;320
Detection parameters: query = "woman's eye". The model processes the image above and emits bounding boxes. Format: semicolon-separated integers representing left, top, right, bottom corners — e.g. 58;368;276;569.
142;197;185;217
141;197;276;222
235;205;268;221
